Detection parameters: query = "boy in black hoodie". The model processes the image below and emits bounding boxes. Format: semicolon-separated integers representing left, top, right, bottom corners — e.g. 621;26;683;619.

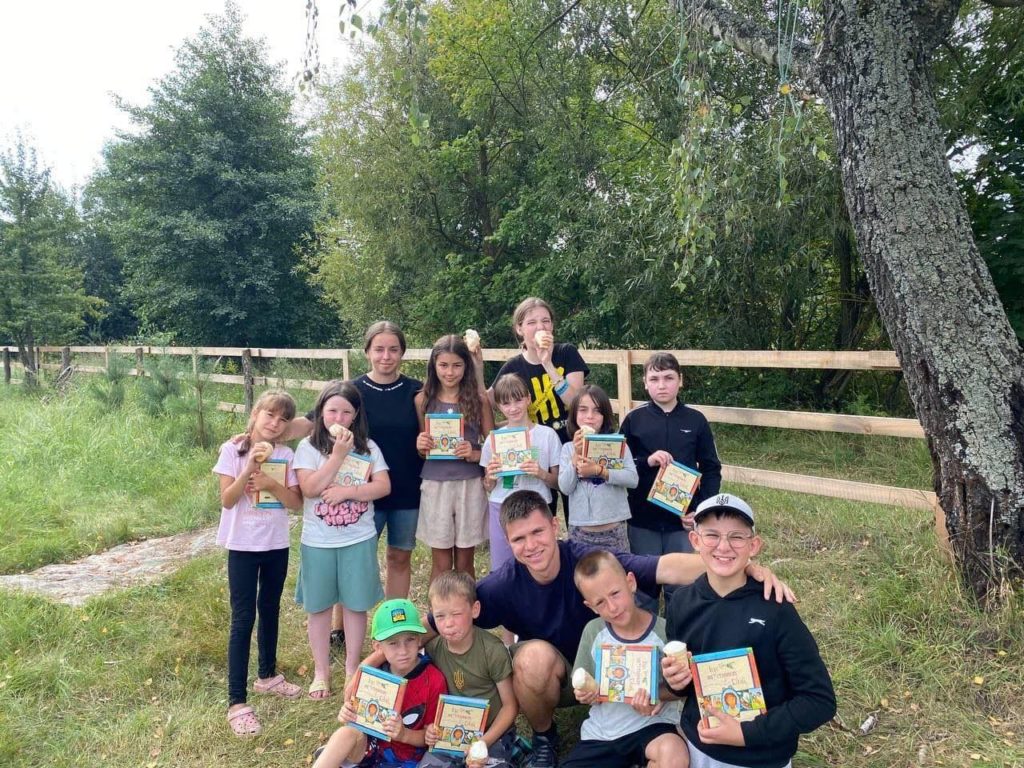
662;494;836;768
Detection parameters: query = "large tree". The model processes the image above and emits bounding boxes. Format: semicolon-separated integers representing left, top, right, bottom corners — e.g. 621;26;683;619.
674;0;1024;602
0;137;99;384
94;3;323;346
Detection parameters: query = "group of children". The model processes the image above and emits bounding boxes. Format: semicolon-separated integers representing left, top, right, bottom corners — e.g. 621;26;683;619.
211;298;835;767
307;490;835;768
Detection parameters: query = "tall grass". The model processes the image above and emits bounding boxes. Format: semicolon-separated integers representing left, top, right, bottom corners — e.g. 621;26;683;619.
0;383;240;572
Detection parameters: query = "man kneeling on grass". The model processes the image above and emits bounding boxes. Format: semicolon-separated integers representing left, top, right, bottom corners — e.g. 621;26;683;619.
470;490;794;768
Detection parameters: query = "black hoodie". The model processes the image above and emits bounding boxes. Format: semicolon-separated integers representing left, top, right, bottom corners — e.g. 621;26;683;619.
666;575;836;768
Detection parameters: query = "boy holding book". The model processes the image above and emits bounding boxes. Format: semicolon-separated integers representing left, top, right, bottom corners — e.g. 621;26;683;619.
419;570;520;768
564;551;688;768
313;599;448;768
662;494;836;768
621;353;722;607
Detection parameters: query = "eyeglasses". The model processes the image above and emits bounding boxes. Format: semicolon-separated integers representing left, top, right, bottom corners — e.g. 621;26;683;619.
695;530;754;548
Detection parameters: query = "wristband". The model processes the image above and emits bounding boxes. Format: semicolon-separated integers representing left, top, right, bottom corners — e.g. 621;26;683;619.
554;378;569;397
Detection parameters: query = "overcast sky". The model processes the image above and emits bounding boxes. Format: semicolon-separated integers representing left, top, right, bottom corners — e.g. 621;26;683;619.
0;1;373;191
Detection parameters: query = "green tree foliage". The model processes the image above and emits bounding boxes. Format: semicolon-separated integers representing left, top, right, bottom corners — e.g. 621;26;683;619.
0;136;100;383
937;5;1024;341
312;0;885;408
92;3;325;346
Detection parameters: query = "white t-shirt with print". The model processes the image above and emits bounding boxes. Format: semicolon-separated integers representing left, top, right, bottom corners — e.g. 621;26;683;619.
293;438;388;548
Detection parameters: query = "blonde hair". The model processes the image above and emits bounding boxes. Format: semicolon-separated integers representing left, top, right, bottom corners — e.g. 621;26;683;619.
428;570;477;606
573;550;626;589
241;389;297;455
511;297;554;346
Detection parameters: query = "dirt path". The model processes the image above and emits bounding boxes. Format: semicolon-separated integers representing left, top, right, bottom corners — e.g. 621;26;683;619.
0;527;219;606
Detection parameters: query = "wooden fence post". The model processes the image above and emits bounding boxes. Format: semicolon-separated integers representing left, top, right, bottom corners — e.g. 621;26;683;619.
104;345;111;370
242;349;254;413
3;348;10;385
342;349;350;380
135;347;144;377
61;346;72;373
35;346;42;373
616;350;632;423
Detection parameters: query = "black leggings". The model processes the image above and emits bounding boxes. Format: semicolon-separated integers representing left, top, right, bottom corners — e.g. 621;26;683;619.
227;547;289;706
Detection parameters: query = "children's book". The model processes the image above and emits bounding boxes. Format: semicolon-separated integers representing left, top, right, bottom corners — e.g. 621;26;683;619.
647;461;702;516
430;694;490;757
491;427;532;477
594;643;660;704
690;647;766;728
581;433;627;471
350;665;408;740
426;413;464;460
254;459;288;508
336;451;373;487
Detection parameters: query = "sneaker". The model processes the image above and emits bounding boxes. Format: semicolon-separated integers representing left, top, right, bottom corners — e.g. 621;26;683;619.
330;628;345;648
526;728;559;768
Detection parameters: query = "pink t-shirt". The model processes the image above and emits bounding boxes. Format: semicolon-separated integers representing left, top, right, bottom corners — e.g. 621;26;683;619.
213;441;298;551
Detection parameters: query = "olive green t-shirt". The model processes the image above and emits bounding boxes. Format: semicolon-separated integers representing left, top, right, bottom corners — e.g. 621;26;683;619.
425;627;512;728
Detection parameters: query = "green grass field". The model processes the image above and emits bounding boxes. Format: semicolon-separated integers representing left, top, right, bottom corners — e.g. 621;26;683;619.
0;381;1021;767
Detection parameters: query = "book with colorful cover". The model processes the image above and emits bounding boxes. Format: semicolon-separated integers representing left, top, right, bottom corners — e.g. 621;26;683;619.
350;665;408;740
336;451;373;487
647;461;702;516
690;647;766;728
254;458;288;508
426;413;464;460
430;694;490;757
490;426;532;477
594;643;661;704
582;433;627;470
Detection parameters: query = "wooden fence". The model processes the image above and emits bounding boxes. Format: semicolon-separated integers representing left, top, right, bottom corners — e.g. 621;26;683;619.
3;344;938;516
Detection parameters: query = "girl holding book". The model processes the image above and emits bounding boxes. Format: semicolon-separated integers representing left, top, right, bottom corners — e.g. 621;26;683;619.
293;380;390;698
214;389;304;736
558;384;639;552
480;374;561;572
414;334;494;583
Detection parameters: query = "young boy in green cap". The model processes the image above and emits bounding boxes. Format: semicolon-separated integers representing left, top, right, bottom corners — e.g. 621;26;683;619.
313;599;448;768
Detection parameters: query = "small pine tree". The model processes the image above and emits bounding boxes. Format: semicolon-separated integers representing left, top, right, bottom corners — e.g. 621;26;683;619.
87;354;131;411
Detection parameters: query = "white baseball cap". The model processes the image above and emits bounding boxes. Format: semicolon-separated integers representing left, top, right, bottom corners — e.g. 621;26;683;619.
693;493;755;527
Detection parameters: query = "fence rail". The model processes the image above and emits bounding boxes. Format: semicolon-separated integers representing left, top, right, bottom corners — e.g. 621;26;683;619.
4;344;936;514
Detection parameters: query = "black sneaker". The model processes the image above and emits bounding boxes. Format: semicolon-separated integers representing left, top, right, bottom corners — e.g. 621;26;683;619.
526;728;559;768
330;628;345;648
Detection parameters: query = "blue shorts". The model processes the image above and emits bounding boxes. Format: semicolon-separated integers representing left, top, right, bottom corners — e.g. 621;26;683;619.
295;538;384;613
374;507;418;550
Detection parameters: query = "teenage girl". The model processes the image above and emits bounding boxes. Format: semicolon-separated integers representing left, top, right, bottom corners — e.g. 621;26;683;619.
476;297;589;522
480;374;562;572
415;335;493;583
293;380;391;698
214;389;304;737
557;385;638;552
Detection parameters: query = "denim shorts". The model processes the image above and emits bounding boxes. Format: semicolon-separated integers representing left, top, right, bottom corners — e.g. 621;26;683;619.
374;506;419;550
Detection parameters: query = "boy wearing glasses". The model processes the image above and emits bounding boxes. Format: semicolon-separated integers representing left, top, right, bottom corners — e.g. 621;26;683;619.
662;494;835;768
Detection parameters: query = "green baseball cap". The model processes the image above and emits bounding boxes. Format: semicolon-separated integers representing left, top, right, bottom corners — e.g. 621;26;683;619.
371;599;427;641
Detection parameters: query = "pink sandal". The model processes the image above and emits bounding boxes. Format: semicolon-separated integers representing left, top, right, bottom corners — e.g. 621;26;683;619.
254;674;302;699
227;705;262;736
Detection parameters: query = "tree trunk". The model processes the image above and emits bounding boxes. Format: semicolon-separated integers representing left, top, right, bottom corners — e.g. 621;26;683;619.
17;334;37;388
819;0;1024;603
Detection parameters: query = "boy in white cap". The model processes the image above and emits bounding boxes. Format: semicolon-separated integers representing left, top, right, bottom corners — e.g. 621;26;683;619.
662;494;836;768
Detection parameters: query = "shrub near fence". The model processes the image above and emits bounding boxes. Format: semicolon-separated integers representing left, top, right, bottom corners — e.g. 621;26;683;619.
9;344;941;537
